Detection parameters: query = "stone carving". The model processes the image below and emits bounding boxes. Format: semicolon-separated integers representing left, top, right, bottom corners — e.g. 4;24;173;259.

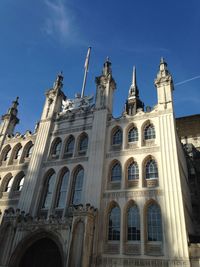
103;189;163;199
61;94;94;114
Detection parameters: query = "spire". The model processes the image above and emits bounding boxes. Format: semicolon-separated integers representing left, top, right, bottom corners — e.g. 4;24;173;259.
128;66;139;98
125;66;144;116
102;56;112;76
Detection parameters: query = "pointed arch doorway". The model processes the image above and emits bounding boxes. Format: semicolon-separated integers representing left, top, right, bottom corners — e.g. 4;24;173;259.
18;237;62;267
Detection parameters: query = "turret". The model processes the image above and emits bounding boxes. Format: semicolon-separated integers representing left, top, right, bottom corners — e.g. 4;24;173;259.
154;58;174;110
0;97;19;137
41;72;66;120
95;57;116;113
125;66;144;115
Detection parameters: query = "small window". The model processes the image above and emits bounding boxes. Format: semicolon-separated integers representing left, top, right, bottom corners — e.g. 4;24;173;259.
127;204;140;241
79;135;88;152
147;204;162;241
42;173;56;209
65;136;75;156
51;139;62;157
108;206;120;240
146;160;158;179
128;162;139;180
16;176;25;191
112;129;122;145
26;145;33;158
72;168;84;205
15;147;22;160
111;163;121;181
5;177;14;192
3;148;11;161
56;170;69;208
144;124;155;140
128;127;138;142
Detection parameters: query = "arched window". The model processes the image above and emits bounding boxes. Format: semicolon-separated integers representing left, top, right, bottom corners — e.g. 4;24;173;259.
64;136;75;156
144;124;155;140
16;176;25;191
42;173;56;209
72;168;84;205
2;147;11;162
5;177;14;192
128;127;138;142
26;145;33;158
128;162;139;180
111;163;121;181
147;204;162;241
108;206;120;240
56;170;69;208
112;128;122;145
51;138;62;157
14;146;22;160
146;159;158;179
79;135;88;152
127;204;140;241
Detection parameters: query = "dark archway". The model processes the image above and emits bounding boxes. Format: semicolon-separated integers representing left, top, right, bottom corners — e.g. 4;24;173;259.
18;238;62;267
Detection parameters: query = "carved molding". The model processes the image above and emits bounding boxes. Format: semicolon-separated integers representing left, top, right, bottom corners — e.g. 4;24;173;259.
43;156;88;167
100;257;190;267
0;163;28;172
106;146;159;158
103;189;163;199
52;125;93;136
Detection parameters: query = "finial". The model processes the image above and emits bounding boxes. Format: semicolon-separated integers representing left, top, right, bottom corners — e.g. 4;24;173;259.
103;56;112;76
160;57;165;64
12;97;19;108
132;66;136;87
53;72;63;90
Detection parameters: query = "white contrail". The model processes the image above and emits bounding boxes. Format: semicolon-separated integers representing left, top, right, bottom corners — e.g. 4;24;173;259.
175;75;200;86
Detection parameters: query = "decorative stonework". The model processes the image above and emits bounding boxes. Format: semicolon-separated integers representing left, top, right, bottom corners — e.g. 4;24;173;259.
100;257;190;267
106;146;159;158
103;189;163;199
43;156;88;167
52;125;93;136
60;95;94;115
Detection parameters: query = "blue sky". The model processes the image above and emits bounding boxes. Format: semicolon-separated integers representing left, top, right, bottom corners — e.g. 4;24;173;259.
0;0;200;133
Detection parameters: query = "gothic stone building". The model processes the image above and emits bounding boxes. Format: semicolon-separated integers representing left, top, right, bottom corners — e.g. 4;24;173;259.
0;58;200;267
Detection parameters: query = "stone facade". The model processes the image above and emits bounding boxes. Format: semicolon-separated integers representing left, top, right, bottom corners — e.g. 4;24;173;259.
0;58;200;266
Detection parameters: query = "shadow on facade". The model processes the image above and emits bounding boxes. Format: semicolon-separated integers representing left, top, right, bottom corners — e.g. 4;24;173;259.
8;231;64;267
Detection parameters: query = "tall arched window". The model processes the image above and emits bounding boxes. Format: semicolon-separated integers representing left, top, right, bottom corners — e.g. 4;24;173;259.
127;204;140;241
64;136;75;157
5;177;14;192
16;176;25;191
146;159;158;179
2;146;11;162
111;163;121;181
14;146;22;160
112;128;122;145
26;144;33;158
79;135;88;152
144;124;155;140
147;204;162;241
128;162;139;180
56;170;69;208
108;206;120;240
42;173;56;209
72;168;84;205
51;138;62;157
128;127;138;142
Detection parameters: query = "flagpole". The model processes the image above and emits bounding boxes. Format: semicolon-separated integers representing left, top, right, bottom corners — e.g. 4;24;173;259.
81;47;91;98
